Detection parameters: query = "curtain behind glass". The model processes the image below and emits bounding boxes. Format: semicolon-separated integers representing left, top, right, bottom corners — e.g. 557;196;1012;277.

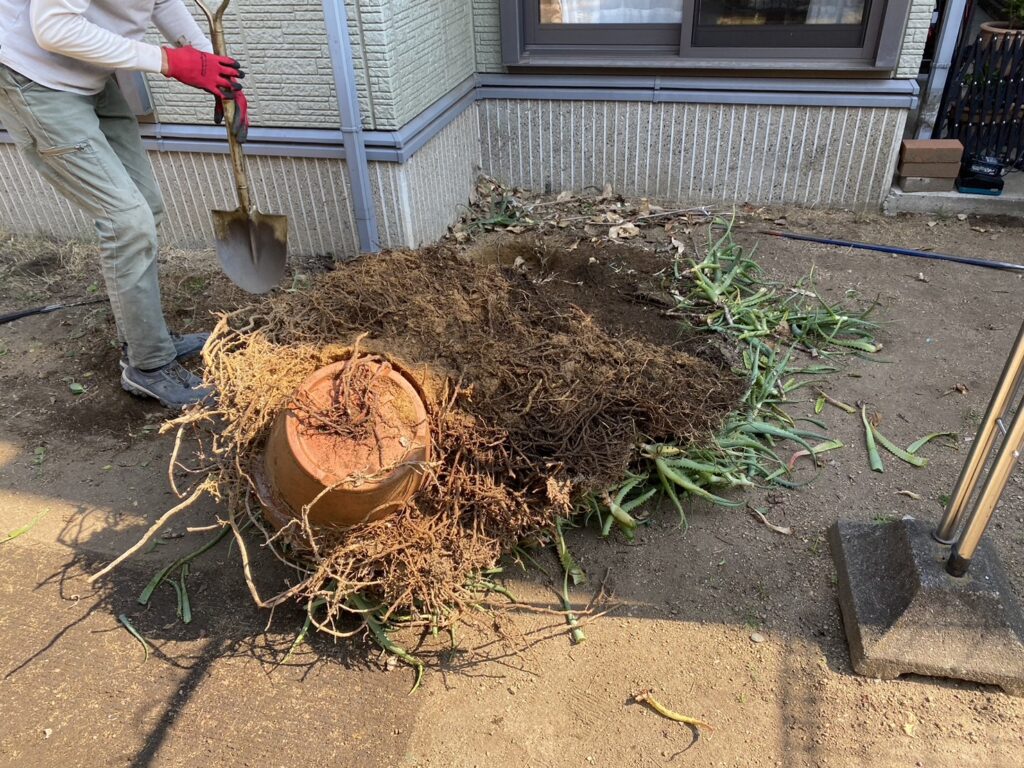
543;0;685;24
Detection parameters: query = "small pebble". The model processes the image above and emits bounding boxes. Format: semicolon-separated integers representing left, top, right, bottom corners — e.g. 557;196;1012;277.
750;632;766;644
43;728;52;739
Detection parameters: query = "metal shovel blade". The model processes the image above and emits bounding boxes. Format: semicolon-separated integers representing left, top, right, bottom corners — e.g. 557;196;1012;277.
212;208;288;294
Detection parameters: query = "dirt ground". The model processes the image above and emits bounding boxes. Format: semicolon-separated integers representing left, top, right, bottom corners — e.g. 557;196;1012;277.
1;208;1023;768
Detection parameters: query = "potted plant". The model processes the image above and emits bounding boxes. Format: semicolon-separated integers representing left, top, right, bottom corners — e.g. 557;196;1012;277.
981;0;1024;40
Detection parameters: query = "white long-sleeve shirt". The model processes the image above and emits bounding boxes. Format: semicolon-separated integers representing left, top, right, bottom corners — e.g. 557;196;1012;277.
0;0;213;95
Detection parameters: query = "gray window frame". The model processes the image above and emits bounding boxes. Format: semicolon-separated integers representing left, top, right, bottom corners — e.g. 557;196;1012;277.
500;0;912;71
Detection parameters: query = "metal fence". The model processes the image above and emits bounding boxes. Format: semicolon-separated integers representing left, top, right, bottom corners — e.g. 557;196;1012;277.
936;32;1024;168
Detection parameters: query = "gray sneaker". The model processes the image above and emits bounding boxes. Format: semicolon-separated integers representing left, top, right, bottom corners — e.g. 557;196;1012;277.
119;332;210;370
121;360;214;410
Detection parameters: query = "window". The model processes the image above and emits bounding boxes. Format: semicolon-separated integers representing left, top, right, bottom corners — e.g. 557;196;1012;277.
502;0;911;69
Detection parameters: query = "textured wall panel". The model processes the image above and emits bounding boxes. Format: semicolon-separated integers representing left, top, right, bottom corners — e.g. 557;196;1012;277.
0;145;91;238
370;106;481;248
389;0;476;129
478;100;906;209
145;0;342;129
0;145;360;258
473;0;503;73
400;105;480;245
897;0;936;78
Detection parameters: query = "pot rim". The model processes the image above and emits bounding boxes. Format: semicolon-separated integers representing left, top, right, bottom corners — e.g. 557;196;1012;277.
980;20;1024;34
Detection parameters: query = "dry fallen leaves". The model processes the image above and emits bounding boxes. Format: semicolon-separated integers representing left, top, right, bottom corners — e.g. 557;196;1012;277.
609;222;641;240
748;506;793;536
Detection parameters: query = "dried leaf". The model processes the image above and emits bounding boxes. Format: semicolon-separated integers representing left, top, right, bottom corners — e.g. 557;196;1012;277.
903;717;917;737
609;223;640;240
670;237;686;258
556;190;573;202
748;506;793;536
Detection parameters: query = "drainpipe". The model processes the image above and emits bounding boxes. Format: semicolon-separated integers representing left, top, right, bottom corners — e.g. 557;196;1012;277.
915;0;969;139
322;0;380;253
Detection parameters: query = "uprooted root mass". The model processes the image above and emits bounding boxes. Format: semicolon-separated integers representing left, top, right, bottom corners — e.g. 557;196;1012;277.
161;241;741;633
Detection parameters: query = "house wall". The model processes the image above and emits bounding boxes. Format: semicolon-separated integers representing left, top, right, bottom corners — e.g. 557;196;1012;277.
897;0;937;78
372;106;481;248
0;143;361;257
146;0;341;129
143;0;934;131
478;100;907;210
145;0;476;133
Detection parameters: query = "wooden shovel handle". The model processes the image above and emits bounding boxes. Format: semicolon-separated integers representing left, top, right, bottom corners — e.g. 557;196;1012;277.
194;0;252;213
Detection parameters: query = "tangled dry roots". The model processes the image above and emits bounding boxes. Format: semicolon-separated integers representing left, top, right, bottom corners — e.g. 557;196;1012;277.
163;243;740;634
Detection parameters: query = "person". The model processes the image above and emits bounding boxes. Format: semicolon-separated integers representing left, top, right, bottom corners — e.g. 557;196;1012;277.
0;0;250;408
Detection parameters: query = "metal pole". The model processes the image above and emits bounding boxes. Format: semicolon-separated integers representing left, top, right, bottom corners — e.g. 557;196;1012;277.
322;0;380;254
947;397;1024;576
934;319;1024;543
915;0;969;139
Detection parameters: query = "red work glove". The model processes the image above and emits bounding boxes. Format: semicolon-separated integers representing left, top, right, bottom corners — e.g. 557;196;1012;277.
163;46;243;98
214;87;249;144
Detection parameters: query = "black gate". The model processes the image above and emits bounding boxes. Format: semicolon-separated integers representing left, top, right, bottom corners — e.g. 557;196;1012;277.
935;32;1024;168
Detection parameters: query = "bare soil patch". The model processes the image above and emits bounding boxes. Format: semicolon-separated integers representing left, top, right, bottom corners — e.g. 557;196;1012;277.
2;206;1024;768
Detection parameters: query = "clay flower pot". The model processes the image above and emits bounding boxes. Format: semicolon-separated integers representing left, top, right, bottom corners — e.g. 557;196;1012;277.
258;357;431;530
980;21;1024;43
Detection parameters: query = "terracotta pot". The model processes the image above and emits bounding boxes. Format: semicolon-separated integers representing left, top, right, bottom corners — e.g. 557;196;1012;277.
258;357;431;530
980;21;1024;44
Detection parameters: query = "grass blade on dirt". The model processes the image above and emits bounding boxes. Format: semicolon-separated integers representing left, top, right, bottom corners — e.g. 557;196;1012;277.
861;406;885;473
347;593;424;694
0;509;48;544
118;614;151;662
633;689;713;733
871;426;928;468
907;431;958;454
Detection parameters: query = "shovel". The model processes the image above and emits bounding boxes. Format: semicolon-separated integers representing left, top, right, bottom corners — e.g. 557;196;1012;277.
195;0;288;294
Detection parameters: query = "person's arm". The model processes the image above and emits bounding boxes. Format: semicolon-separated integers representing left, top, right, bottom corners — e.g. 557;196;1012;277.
30;0;164;73
152;0;213;54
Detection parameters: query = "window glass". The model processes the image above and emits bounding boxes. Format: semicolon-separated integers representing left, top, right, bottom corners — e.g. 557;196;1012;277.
696;0;865;27
540;0;685;24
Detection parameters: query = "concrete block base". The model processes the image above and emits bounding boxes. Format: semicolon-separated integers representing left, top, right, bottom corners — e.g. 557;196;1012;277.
898;176;955;193
884;171;1024;218
829;518;1024;695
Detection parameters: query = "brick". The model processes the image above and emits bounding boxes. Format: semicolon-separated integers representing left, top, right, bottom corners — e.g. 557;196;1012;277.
901;139;964;164
898;161;962;179
899;176;956;193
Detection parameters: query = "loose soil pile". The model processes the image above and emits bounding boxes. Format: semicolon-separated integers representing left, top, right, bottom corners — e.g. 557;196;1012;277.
162;234;743;635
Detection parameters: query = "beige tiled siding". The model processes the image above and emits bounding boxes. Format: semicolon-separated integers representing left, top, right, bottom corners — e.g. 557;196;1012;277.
478;100;907;210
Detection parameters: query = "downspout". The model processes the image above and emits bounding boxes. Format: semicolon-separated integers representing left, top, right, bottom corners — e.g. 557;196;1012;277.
915;0;968;139
322;0;380;253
